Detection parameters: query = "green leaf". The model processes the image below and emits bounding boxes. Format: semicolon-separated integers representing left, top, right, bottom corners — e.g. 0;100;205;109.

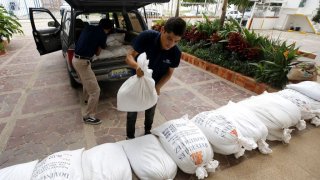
0;5;24;42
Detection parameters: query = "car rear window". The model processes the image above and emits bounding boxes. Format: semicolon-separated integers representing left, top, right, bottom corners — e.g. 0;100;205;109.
127;12;143;33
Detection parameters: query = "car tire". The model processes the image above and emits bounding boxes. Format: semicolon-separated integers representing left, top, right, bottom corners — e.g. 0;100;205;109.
68;71;81;88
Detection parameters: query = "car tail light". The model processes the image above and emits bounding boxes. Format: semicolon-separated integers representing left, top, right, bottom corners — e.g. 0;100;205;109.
67;49;74;66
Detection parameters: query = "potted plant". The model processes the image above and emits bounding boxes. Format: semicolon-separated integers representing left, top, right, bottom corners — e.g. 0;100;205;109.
0;5;23;54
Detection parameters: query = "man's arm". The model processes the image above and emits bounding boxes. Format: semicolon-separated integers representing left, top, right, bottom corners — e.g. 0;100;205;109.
126;49;144;77
155;67;174;95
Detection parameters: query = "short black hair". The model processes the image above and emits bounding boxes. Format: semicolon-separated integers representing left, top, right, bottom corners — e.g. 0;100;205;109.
99;18;114;30
164;17;186;37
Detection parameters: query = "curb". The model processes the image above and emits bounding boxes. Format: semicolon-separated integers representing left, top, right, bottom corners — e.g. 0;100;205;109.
297;50;317;59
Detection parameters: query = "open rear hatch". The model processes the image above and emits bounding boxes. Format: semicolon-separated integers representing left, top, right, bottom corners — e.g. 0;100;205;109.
65;0;169;11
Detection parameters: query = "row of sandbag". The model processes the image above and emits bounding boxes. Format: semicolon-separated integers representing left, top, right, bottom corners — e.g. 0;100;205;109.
0;130;217;180
0;116;219;180
191;81;320;159
1;82;320;180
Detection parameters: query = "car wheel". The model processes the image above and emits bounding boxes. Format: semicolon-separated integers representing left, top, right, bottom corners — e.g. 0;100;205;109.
68;71;81;88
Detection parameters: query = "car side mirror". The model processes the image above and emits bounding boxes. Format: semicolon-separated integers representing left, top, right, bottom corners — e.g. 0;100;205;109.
48;21;59;28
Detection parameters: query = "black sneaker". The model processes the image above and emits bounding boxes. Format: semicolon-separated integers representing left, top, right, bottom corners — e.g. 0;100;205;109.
126;136;135;140
83;117;101;125
145;131;151;135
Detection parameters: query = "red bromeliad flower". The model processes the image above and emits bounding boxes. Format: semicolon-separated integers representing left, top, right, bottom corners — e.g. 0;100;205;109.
208;33;221;43
227;32;248;54
183;26;209;42
227;32;261;60
244;47;261;60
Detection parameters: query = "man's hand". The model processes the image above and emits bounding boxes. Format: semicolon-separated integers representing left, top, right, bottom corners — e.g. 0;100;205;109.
136;67;144;77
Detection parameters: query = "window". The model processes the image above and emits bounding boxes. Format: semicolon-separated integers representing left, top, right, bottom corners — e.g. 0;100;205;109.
62;11;71;36
128;12;143;33
33;11;56;31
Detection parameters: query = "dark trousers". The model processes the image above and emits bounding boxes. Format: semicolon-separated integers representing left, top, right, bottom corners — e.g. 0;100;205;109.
126;104;157;138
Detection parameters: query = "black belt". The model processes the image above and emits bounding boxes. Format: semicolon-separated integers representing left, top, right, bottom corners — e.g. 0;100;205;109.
75;54;92;61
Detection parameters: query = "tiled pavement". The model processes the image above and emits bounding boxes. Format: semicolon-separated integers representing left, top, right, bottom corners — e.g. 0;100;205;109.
0;34;320;180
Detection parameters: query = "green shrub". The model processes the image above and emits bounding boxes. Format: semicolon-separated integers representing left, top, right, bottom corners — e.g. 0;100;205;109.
194;48;211;61
179;16;302;89
251;39;300;89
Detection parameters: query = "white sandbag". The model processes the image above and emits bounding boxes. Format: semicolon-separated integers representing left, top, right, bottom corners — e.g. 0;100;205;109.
276;89;316;120
117;52;158;112
262;91;306;131
238;93;302;143
31;148;84;180
82;143;131;180
106;33;125;47
94;45;131;60
119;134;177;180
217;102;272;154
286;81;320;101
277;88;320;126
151;115;219;179
0;160;38;180
191;111;258;158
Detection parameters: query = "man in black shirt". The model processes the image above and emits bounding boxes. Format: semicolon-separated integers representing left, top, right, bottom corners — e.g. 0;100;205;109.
125;17;186;139
73;19;113;125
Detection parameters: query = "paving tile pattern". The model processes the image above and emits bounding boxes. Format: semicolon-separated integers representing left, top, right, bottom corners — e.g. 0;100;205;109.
0;93;21;118
0;123;5;134
193;81;252;106
21;84;79;114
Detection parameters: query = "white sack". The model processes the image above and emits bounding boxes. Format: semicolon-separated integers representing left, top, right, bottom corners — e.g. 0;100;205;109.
191;110;258;158
106;33;125;47
238;93;302;143
94;45;131;60
276;89;317;120
277;89;320;126
82;143;131;180
151;115;219;180
119;134;177;180
117;52;158;112
31;148;84;180
217;102;272;154
0;160;38;180
286;81;320;101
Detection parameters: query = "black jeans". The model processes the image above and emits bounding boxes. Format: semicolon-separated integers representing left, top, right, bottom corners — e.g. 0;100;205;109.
126;104;157;138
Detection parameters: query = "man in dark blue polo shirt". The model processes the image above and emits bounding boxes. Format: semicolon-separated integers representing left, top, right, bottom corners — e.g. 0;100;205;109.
125;17;186;139
73;19;113;125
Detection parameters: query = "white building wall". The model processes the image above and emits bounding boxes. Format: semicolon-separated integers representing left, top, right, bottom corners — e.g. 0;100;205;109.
274;14;289;29
250;17;278;29
0;0;42;17
297;0;319;16
283;0;300;8
277;0;318;32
